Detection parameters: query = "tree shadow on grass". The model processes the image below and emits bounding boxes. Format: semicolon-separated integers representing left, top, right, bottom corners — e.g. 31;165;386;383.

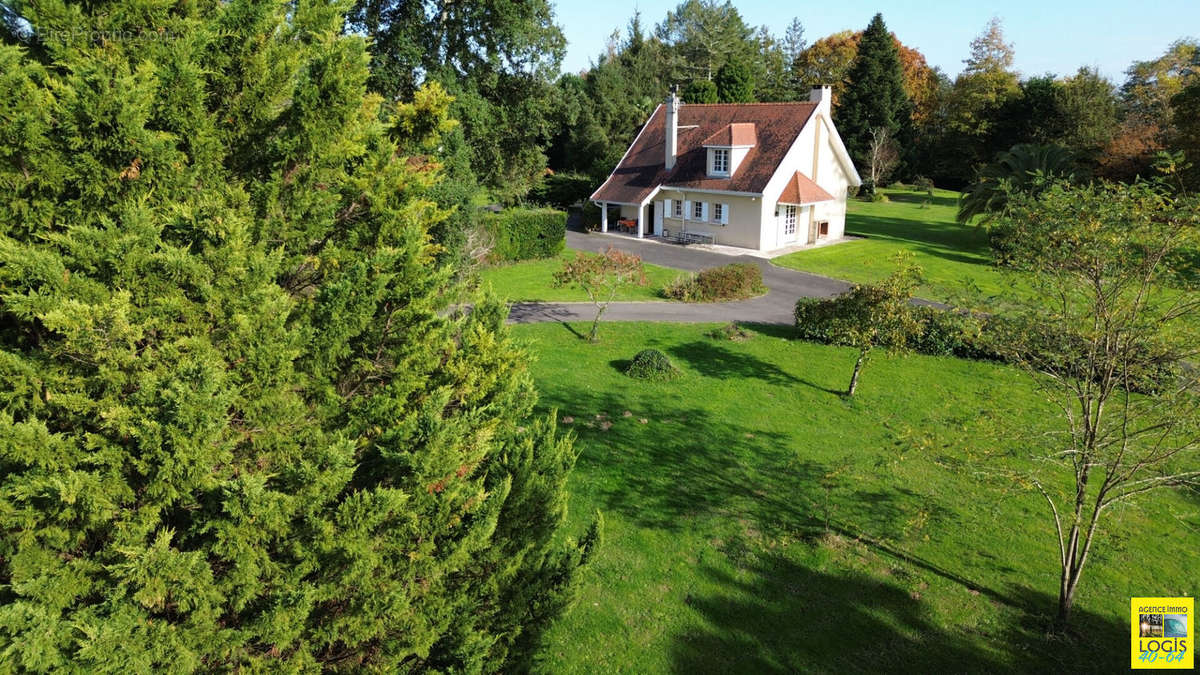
668;341;802;386
885;191;959;209
546;383;1129;671
671;554;1129;673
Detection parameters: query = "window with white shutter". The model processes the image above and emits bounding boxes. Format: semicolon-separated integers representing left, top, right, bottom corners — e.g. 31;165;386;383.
693;200;704;220
713;203;724;223
672;199;682;217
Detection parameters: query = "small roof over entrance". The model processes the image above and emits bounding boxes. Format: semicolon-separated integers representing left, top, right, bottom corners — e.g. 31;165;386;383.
778;172;834;205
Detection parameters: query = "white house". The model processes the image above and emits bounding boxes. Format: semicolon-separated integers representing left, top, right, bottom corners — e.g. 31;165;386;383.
590;85;862;252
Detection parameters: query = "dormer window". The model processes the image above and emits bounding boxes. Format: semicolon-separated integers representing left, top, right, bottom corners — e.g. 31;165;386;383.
701;122;756;178
712;148;730;175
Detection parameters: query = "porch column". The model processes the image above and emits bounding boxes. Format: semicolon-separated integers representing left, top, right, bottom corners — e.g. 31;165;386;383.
600;202;608;232
636;204;644;239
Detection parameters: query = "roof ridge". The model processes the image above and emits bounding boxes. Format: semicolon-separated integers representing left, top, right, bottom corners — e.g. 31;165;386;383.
680;101;816;106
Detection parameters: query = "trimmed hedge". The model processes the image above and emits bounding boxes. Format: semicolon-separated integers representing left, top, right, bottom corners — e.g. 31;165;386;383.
483;207;566;261
625;349;680;381
663;263;766;302
529;172;595;209
795;297;1179;393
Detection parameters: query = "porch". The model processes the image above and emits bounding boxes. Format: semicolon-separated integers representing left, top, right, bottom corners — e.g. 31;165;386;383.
594;201;717;246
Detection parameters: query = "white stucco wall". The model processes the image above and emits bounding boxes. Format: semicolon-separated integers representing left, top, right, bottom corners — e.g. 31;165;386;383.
759;112;857;249
656;190;763;249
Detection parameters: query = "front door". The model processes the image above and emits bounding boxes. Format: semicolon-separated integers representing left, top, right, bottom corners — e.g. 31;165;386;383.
782;205;798;243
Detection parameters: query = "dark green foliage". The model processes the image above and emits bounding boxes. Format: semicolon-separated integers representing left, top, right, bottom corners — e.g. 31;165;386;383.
838;13;914;170
989;69;1119;173
347;0;566;198
624;349;681;381
1170;82;1200;192
484;208;567;262
715;59;755;102
957;144;1076;226
662;264;766;302
683;79;719;103
0;1;592;670
529;172;596;209
580;201;604;230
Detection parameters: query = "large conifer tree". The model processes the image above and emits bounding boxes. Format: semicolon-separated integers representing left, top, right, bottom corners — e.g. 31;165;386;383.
0;0;594;670
837;13;913;172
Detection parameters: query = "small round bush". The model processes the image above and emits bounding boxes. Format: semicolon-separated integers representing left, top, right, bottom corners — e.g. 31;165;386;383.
624;349;680;381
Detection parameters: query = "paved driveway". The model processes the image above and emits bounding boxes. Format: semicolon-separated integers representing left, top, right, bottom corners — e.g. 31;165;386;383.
507;229;853;326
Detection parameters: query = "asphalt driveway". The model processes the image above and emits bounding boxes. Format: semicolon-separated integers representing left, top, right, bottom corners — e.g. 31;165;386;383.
506;229;854;326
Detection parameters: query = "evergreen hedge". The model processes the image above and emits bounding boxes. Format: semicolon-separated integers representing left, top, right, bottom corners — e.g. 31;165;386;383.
484;208;567;261
0;4;593;671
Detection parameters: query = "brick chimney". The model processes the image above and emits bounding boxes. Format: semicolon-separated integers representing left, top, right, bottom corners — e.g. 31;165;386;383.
665;85;680;170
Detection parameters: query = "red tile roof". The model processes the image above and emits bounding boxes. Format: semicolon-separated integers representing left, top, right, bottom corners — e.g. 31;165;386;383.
778;171;835;205
701;122;757;147
591;102;819;205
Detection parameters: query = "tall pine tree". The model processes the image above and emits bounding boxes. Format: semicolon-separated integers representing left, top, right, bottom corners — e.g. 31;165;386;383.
0;0;594;670
837;13;913;174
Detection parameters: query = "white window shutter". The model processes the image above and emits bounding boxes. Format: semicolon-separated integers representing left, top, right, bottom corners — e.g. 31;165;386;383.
721;203;729;224
701;202;709;221
683;200;691;218
664;199;672;216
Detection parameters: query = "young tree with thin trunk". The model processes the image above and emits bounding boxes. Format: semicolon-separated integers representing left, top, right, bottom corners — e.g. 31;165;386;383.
553;248;646;342
822;255;924;396
993;180;1200;627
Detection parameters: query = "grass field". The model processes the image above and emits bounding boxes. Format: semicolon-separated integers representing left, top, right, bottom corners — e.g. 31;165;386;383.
478;249;685;302
772;187;1022;304
517;322;1197;673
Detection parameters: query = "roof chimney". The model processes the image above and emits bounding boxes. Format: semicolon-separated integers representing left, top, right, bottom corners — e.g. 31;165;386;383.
809;84;831;112
665;85;680;170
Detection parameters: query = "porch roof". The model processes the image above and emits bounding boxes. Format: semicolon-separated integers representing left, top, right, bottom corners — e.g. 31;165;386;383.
777;171;834;205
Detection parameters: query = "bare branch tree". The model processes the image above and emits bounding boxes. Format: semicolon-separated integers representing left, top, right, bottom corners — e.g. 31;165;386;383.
867;126;900;187
991;179;1200;627
553;247;646;342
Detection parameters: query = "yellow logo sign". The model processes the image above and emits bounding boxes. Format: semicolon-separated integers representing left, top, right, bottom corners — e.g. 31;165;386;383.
1132;597;1193;669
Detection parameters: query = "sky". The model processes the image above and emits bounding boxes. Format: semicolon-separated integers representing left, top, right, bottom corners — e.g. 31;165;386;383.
553;0;1200;84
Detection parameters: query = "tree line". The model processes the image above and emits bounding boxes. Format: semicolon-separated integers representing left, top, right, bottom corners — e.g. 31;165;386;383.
335;0;1200;204
546;6;1200;195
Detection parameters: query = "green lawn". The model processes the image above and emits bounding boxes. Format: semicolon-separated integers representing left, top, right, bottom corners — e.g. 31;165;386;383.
773;187;1022;303
478;249;686;302
516;322;1196;673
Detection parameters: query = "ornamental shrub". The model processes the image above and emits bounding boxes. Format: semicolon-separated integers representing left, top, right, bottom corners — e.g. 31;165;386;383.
0;4;593;671
706;322;753;342
662;264;766;302
484;208;567;261
624;349;681;381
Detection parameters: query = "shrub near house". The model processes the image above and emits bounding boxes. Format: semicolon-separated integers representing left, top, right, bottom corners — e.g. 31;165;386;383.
483;208;567;261
663;263;766;302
